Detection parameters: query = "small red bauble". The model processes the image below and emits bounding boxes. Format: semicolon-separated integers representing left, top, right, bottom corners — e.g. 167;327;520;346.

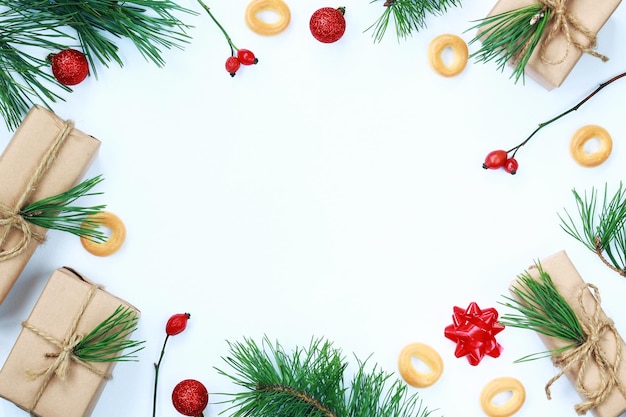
309;7;346;43
172;379;209;417
504;158;519;175
48;48;89;86
482;150;508;170
237;49;258;65
166;313;190;336
225;56;241;77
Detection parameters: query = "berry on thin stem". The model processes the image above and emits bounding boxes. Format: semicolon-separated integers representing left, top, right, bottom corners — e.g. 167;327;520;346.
196;0;258;76
482;71;626;174
237;49;258;65
225;56;241;77
504;158;519;175
152;313;191;417
482;150;508;170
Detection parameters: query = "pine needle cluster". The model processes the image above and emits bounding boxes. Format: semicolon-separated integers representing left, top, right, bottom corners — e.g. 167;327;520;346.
0;1;195;131
73;305;145;362
215;336;437;417
366;0;461;43
559;183;626;277
466;4;549;83
21;174;108;242
499;264;585;362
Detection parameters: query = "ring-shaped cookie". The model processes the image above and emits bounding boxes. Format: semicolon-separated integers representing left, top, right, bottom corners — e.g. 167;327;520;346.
397;342;443;388
570;124;613;167
245;0;291;36
428;34;468;77
80;211;126;257
480;377;526;417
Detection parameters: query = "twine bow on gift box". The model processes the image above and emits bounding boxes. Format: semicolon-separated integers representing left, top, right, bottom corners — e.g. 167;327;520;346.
0;119;107;262
545;283;626;415
467;0;610;83
21;284;144;412
537;0;608;65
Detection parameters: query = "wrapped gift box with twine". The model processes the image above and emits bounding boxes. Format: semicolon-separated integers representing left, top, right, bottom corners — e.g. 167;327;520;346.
503;251;626;417
473;0;622;90
0;267;142;417
0;106;101;305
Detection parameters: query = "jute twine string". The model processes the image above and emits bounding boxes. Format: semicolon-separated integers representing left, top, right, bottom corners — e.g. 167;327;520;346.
538;0;609;65
545;283;626;415
0;119;75;262
21;283;111;413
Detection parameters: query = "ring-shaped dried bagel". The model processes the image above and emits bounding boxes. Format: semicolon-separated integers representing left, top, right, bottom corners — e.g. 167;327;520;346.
245;0;291;36
570;124;613;167
480;377;526;417
397;342;444;388
428;34;469;77
80;211;127;257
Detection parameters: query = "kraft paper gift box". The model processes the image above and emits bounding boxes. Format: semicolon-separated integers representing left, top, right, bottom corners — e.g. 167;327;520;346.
0;267;140;417
482;0;622;90
0;105;100;305
515;250;626;417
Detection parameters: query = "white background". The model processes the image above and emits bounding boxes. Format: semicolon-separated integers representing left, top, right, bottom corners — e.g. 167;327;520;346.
1;0;626;416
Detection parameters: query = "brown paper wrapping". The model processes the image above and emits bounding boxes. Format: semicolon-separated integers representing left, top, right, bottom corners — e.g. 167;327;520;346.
0;267;140;417
0;106;101;305
518;250;626;417
483;0;622;90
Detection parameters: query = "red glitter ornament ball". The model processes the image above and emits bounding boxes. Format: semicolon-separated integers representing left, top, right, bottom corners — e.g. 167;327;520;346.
172;379;209;417
309;7;346;43
48;49;89;86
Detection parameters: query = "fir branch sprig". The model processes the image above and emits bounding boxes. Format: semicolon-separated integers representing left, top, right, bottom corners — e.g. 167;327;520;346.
558;183;626;277
499;263;586;362
72;305;145;362
0;7;73;130
20;174;107;242
2;0;197;76
466;4;550;83
215;336;436;417
366;0;461;43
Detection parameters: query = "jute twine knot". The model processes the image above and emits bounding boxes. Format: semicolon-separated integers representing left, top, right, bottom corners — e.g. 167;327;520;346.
538;0;609;66
21;284;111;413
545;283;626;415
0;119;74;262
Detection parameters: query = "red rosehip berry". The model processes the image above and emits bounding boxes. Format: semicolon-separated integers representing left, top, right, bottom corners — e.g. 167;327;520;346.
48;48;89;86
237;49;258;65
166;313;190;336
482;150;508;170
225;56;241;77
310;7;347;43
172;379;209;417
504;158;519;175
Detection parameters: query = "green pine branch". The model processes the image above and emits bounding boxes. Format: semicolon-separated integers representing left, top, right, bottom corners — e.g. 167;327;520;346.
0;6;73;131
2;0;197;75
466;3;549;83
20;174;108;242
558;183;626;276
366;0;461;43
0;1;196;131
215;336;437;417
499;263;585;362
73;305;145;362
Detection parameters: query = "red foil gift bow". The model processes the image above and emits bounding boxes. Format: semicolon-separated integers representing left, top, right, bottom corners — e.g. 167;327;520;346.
444;302;505;365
